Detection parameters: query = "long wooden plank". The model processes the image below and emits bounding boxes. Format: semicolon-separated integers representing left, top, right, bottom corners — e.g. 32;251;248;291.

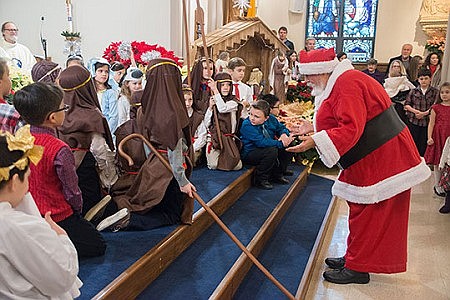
210;168;309;300
93;168;254;300
295;196;338;299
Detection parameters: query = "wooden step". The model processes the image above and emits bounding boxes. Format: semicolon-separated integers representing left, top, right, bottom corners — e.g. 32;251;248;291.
210;168;309;299
92;168;254;299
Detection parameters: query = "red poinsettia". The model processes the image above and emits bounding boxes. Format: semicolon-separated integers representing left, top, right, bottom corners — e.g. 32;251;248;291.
103;41;181;68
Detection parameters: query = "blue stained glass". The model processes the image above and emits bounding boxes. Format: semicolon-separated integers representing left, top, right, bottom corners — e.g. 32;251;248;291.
307;0;341;37
343;0;377;37
343;39;373;62
316;39;337;49
306;0;378;62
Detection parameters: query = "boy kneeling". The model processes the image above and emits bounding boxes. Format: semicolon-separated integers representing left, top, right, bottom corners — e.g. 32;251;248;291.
240;99;293;189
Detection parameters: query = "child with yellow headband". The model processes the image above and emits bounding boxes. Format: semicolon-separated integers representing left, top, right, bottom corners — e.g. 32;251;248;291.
0;125;82;298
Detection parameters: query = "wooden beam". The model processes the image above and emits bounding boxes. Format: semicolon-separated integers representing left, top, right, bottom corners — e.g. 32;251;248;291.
295;196;338;299
92;168;254;300
210;168;309;299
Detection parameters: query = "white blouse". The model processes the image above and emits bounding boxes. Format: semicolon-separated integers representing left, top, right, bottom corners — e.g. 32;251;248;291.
0;197;82;299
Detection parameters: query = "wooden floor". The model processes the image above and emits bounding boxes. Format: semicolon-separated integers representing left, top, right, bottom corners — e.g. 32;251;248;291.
304;171;450;299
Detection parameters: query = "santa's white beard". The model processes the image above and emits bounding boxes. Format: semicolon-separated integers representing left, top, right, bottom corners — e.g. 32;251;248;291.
309;83;325;97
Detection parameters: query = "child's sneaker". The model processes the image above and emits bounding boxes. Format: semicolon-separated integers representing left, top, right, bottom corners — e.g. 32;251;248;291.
96;208;130;232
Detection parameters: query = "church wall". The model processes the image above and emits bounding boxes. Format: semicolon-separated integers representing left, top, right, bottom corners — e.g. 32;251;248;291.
0;0;179;66
257;0;429;63
0;0;434;66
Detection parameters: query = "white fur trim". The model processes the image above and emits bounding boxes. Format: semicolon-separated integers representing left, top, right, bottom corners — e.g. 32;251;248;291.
332;159;431;204
299;58;339;75
313;59;354;112
312;130;340;168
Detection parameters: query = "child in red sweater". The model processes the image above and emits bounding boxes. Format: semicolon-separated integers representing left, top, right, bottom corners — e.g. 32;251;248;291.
13;82;107;257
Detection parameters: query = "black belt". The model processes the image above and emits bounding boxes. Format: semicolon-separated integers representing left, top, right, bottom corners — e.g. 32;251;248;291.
337;105;406;170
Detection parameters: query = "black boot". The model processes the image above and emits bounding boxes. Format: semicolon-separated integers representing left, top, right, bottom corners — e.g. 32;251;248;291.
325;257;345;269
323;267;370;284
439;193;450;214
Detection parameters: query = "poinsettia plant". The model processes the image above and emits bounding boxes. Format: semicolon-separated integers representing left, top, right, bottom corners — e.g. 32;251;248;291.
286;80;314;103
103;41;181;69
425;37;445;55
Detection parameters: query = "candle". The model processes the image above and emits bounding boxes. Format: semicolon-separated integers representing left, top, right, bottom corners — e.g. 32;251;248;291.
66;0;73;32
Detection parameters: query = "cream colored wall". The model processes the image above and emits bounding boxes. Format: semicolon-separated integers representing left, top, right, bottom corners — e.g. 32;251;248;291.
257;0;429;63
0;0;181;66
0;0;433;66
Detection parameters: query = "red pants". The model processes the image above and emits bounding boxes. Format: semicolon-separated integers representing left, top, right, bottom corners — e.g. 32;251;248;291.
345;189;411;273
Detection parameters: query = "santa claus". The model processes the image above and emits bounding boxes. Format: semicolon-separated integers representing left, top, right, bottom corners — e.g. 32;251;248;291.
287;48;430;284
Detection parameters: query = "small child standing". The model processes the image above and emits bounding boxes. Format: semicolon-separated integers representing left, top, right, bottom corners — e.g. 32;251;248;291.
240;100;293;189
424;82;450;197
88;58;119;134
13;82;108;257
404;68;439;156
189;58;216;114
0;126;82;298
205;72;243;171
117;67;143;127
228;57;253;119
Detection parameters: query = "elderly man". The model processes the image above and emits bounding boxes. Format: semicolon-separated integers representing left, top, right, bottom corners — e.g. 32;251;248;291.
386;43;413;79
1;22;36;73
287;48;430;284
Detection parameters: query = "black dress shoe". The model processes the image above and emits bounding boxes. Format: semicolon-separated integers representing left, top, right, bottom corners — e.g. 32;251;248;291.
271;176;289;185
323;267;370;284
283;170;294;176
255;180;273;190
325;257;345;269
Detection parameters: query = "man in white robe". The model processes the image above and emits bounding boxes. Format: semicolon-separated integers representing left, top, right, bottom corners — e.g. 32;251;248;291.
1;22;36;73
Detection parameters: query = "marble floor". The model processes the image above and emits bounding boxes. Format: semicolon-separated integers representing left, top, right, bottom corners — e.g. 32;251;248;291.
304;172;450;300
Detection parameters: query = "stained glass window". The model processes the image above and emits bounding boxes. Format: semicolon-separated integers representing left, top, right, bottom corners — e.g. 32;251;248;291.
306;0;378;62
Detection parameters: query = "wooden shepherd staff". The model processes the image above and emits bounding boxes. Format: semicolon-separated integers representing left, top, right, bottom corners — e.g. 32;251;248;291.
118;133;296;300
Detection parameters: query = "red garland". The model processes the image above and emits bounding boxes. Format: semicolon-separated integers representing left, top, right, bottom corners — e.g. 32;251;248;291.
103;41;181;68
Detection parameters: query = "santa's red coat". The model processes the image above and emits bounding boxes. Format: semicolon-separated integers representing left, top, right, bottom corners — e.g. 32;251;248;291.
310;60;430;273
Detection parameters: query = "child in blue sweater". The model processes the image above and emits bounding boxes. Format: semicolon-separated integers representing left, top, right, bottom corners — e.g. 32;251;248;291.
240;99;293;189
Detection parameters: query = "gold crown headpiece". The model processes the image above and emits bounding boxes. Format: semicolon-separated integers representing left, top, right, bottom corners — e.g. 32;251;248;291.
0;125;43;182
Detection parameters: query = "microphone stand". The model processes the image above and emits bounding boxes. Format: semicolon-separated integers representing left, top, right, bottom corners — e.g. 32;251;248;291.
40;17;48;60
41;38;47;60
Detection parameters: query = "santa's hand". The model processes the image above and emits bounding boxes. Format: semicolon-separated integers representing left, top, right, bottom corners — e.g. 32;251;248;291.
290;120;314;136
286;135;315;152
180;182;197;198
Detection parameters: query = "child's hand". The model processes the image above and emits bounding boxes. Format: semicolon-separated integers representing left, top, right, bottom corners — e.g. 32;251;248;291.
180;182;197;198
44;212;67;236
242;100;249;107
427;138;434;145
279;133;293;147
207;79;219;94
209;97;215;109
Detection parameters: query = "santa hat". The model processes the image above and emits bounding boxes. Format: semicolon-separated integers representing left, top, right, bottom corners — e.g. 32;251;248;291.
298;48;339;75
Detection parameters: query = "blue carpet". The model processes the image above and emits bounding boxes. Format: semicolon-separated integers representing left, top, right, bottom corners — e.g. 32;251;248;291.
137;165;317;299
78;167;246;299
234;174;334;299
